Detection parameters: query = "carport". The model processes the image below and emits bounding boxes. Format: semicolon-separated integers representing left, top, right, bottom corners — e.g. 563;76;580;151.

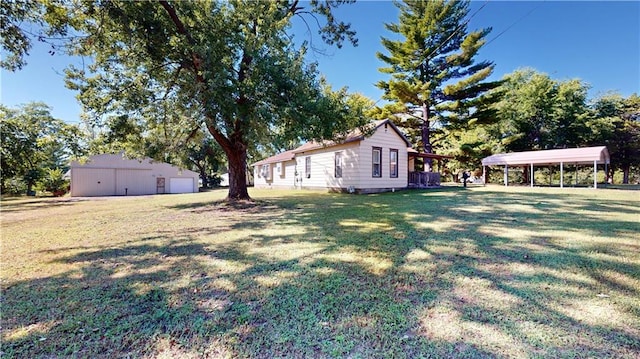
481;146;610;189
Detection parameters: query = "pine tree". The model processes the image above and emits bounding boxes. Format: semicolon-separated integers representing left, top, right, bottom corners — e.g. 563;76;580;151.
375;0;500;171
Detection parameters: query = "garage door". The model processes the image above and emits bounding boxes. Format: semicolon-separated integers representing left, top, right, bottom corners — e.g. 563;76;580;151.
72;168;116;196
116;169;154;196
169;178;194;194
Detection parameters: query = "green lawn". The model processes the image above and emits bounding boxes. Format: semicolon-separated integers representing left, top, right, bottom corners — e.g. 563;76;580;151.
1;186;639;358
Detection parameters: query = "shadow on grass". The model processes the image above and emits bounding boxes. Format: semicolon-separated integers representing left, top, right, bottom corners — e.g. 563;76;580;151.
2;187;639;357
0;197;85;213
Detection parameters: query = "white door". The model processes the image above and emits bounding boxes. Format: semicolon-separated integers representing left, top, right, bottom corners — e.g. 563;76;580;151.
169;178;194;194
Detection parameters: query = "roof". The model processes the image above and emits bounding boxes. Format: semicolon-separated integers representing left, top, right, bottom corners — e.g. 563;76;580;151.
253;149;296;166
293;119;411;154
252;119;412;166
481;146;610;166
70;153;199;176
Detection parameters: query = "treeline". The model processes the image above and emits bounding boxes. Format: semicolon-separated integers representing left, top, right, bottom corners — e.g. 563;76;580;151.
440;68;640;184
0;103;226;196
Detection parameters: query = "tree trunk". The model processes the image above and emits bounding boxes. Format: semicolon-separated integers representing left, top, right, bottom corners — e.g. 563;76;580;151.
26;180;34;195
226;143;250;200
207;121;251;200
622;164;630;184
421;103;433;172
197;165;208;189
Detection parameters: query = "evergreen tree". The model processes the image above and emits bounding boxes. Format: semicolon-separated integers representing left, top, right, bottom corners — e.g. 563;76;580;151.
375;0;500;171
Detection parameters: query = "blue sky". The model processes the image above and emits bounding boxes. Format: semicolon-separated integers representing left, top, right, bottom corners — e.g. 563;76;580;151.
1;1;639;124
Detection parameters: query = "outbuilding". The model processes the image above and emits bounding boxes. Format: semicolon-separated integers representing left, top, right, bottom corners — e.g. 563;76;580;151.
481;146;610;188
70;154;199;197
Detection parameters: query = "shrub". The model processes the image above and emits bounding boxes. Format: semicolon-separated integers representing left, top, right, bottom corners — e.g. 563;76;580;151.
3;178;27;196
37;168;69;196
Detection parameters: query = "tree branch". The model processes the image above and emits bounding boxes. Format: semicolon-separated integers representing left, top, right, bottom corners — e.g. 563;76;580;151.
157;1;233;151
157;1;204;84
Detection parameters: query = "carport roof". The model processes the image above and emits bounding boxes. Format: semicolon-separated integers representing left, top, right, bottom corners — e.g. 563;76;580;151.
481;146;610;166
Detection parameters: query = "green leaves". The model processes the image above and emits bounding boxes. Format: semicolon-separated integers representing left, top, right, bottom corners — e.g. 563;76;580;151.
376;0;500;158
588;93;640;183
4;1;361;199
0;102;85;193
62;1;359;198
0;0;41;71
494;68;591;152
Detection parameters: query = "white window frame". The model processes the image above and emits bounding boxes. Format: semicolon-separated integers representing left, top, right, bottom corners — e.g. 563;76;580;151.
261;164;270;179
372;147;382;178
390;149;398;178
335;152;342;178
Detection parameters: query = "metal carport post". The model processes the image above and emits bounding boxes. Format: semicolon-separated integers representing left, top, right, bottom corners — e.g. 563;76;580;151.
530;163;534;187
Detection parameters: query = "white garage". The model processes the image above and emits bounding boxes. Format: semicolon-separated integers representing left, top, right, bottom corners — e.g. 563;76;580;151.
70;154;199;197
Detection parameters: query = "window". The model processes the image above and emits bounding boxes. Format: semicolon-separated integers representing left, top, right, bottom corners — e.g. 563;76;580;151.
335;152;342;178
390;149;398;178
372;147;382;177
261;164;270;179
305;157;311;178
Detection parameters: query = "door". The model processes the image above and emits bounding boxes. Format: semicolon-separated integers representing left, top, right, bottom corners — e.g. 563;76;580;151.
169;178;194;194
116;169;153;195
157;177;166;194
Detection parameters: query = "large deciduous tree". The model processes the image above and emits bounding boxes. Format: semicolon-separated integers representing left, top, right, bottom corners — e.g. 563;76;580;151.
374;0;500;171
2;0;362;201
0;102;84;194
495;68;590;152
588;93;640;183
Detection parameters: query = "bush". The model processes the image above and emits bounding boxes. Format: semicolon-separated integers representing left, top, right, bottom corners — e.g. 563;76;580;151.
36;168;69;196
3;178;27;196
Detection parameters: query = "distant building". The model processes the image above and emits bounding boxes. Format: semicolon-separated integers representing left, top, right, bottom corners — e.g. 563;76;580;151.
70;154;199;197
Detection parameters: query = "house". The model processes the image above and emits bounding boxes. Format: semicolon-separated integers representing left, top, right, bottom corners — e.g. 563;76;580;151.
253;119;451;193
70;154;199;197
219;172;252;187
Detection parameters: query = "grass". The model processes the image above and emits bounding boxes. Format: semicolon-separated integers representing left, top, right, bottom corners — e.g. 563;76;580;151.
1;185;639;358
